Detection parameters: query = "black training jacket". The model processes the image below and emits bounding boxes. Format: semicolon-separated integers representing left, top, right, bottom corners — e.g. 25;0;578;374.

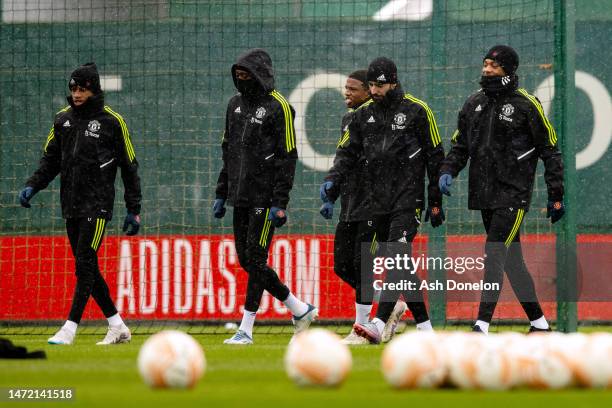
215;49;298;209
26;93;142;220
328;101;372;222
440;87;564;210
327;85;444;215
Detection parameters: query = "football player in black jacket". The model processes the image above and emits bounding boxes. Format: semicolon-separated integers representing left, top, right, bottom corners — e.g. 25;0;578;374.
319;70;378;344
19;62;142;345
439;45;565;334
214;49;317;344
322;57;446;343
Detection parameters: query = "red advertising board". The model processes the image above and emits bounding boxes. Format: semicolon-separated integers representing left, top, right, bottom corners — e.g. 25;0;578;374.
1;234;611;322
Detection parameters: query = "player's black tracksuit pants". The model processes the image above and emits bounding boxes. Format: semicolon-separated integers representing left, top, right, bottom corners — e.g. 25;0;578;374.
477;208;544;322
373;210;429;324
333;220;376;305
233;206;291;313
66;217;118;324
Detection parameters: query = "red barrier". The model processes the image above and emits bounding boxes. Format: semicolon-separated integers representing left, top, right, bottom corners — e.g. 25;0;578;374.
1;234;610;321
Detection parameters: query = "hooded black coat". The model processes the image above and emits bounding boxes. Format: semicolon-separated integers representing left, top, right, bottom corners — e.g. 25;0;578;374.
215;49;298;209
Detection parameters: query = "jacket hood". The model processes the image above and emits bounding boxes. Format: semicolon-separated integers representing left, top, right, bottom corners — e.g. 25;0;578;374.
232;48;275;93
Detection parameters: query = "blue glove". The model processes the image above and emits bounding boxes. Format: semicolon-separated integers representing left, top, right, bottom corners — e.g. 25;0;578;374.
319;201;334;220
268;206;287;227
425;206;445;228
439;173;453;196
123;213;141;236
546;200;565;224
19;187;36;208
212;198;226;219
320;181;334;202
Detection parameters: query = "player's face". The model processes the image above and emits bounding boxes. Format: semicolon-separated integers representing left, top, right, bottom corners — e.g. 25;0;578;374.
70;86;94;106
235;69;252;81
344;78;369;108
482;59;506;77
368;82;395;102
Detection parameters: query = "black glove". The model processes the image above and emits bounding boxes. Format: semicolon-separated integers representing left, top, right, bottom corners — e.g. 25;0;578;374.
268;206;287;227
546;200;565;224
19;187;36;208
319;201;334;220
425;206;445;228
123;213;141;236
213;198;226;219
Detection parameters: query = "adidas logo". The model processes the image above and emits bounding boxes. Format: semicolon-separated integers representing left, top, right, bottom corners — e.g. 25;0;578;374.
377;74;386;82
367;116;375;123
475;104;482;112
234;106;241;113
501;76;511;86
63;120;71;127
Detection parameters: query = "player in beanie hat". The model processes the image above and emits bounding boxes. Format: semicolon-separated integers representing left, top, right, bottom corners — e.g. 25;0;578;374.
440;45;564;334
19;62;142;345
479;45;520;97
323;56;445;343
69;62;102;95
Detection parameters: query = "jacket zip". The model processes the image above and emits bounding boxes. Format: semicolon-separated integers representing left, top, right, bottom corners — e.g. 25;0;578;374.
70;124;80;211
381;109;388;152
235;111;250;202
484;99;496;203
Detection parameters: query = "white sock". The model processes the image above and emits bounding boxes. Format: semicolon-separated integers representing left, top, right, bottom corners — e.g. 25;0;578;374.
283;293;309;317
107;313;124;327
416;320;433;331
475;320;490;334
62;320;78;335
530;315;550;329
355;303;372;325
239;310;257;338
372;318;385;335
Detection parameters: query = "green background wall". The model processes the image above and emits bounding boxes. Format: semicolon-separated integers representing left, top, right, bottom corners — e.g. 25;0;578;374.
0;0;609;236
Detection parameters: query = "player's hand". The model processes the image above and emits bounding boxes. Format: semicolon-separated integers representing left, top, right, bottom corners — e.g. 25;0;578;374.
320;181;334;202
268;206;287;227
439;173;453;196
425;206;445;228
213;198;226;219
123;213;141;236
546;200;565;224
319;201;334;220
19;187;36;208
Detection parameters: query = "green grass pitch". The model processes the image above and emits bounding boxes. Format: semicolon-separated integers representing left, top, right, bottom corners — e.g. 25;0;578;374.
1;327;612;408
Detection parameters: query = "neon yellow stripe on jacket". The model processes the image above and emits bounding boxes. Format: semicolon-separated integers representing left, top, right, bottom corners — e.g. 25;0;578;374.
451;129;459;144
44;126;54;153
337;130;350;148
104;105;136;162
517;88;557;146
404;94;441;146
270;90;296;152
